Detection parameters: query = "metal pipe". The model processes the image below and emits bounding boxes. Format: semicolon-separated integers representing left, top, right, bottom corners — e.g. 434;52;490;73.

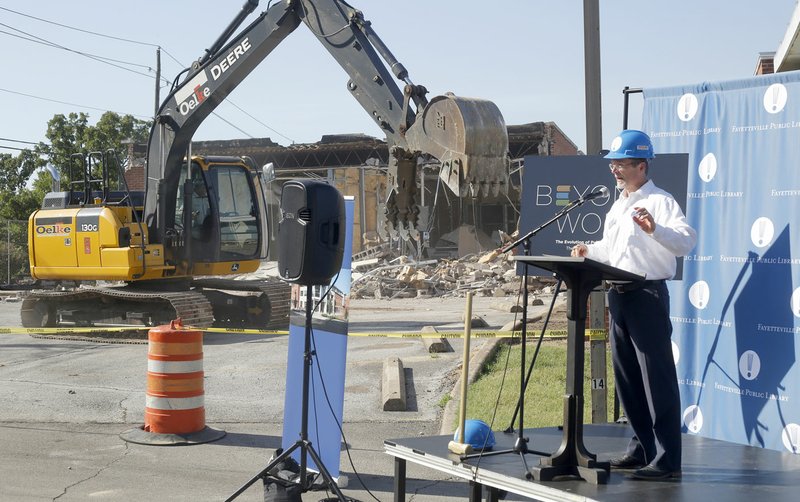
154;48;161;117
583;0;602;155
358;167;366;249
622;87;643;129
199;0;260;66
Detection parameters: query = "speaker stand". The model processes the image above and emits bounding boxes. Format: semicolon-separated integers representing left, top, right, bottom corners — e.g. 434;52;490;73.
226;285;348;501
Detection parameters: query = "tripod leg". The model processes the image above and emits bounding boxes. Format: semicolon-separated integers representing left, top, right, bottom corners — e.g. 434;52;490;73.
224;442;303;502
305;442;348;500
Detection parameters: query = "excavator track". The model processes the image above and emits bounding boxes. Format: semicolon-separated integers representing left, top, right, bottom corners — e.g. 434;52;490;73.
20;287;215;332
20;277;292;339
191;277;291;330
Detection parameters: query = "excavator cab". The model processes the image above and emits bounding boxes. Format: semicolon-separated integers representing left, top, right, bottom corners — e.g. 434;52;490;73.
173;156;269;276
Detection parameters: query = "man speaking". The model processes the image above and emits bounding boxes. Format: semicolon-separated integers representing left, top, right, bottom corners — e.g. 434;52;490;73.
571;129;696;480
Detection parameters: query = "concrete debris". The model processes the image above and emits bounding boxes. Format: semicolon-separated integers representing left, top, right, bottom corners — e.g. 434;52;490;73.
350;246;556;300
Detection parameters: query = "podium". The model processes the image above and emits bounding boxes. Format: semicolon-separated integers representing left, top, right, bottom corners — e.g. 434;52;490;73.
514;256;643;484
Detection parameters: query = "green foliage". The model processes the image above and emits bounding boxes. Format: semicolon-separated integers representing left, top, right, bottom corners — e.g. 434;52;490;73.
36;111;150;186
462;342;615;431
0;111;151;223
0;152;45;221
0;150;39;193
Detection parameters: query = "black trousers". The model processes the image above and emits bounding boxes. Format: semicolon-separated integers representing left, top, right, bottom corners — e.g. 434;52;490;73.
608;281;682;471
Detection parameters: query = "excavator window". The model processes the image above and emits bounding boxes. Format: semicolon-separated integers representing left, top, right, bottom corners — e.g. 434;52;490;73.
205;164;259;259
174;161;260;261
175;164;213;245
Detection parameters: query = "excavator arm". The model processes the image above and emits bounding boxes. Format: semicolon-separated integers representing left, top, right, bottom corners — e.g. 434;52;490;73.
144;0;509;246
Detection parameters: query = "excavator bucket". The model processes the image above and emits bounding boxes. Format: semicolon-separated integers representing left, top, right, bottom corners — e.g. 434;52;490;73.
406;94;510;198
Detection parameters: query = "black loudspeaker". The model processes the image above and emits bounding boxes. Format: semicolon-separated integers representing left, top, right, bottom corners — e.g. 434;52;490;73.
277;179;345;284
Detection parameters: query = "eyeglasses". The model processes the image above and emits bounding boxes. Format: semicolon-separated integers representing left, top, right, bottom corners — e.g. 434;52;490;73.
608;161;639;171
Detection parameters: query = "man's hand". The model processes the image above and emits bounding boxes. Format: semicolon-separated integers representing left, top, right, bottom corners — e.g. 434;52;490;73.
571;244;588;257
632;206;656;234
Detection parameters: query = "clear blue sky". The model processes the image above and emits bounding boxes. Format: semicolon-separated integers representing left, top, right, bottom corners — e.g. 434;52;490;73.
1;0;796;156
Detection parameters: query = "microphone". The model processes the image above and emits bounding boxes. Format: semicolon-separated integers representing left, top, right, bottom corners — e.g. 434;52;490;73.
579;186;609;202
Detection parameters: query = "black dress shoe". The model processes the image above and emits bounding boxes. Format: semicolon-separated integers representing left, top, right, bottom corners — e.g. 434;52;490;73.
632;464;682;480
608;455;646;469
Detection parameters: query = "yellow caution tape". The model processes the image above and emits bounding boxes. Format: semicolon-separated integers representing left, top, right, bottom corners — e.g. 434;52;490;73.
1;325;607;339
0;326;148;334
354;328;607;339
0;326;288;336
201;327;288;335
588;329;608;341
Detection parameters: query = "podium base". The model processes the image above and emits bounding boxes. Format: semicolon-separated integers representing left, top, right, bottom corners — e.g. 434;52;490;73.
530;460;610;485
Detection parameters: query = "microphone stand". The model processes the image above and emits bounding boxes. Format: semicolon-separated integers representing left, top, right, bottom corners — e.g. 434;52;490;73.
461;193;600;478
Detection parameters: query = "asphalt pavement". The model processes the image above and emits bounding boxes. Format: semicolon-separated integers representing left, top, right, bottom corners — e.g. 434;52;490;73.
0;294;559;501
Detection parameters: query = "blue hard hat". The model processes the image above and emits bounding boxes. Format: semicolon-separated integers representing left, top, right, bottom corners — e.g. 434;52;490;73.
604;129;655;159
454;419;496;450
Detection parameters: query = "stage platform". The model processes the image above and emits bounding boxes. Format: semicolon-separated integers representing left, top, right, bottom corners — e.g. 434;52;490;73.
384;423;800;501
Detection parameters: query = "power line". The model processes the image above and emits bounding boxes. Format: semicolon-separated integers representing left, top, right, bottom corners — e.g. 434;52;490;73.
2;85;259;141
0;137;40;145
0;145;28;152
0;6;160;47
1;6;293;142
0;5;191;70
226;101;296;143
0;87;151;119
3;3;186;75
0;25;153;70
212;112;255;139
0;23;160;81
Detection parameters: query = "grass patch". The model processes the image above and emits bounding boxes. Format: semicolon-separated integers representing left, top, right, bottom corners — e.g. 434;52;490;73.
462;341;615;431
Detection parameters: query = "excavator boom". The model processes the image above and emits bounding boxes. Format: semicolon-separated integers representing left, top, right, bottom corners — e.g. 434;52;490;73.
146;0;509;244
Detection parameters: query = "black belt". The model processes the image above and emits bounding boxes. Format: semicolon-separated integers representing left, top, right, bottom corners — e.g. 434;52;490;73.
607;279;665;294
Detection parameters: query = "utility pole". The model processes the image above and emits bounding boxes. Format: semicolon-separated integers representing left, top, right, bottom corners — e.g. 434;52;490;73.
583;0;608;424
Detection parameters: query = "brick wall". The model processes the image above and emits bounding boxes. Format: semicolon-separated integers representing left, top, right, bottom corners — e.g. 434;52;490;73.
124;142;146;191
755;52;775;75
545;122;583;156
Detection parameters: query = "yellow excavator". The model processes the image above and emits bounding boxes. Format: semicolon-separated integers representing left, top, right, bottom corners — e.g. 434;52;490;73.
23;0;510;330
24;151;288;329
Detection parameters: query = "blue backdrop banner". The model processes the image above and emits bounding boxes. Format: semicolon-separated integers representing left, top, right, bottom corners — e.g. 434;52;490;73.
642;71;800;454
282;196;355;478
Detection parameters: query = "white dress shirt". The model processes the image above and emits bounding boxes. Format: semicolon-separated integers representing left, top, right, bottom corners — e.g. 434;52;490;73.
586;180;697;280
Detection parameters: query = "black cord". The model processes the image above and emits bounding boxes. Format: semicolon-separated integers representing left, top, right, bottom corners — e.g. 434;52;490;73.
299;0;354;40
170;67;191;94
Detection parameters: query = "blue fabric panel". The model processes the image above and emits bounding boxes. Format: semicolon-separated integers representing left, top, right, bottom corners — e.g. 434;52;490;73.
642;71;800;453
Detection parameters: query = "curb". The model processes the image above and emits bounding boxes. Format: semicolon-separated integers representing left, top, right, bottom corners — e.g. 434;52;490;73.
381;356;407;411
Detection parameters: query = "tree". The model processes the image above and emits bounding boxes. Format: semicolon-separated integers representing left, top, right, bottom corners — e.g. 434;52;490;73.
0;150;44;221
35;111;151;187
0;112;151;221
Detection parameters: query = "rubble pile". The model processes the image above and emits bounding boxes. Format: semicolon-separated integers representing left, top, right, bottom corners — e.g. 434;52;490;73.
350;247;556;300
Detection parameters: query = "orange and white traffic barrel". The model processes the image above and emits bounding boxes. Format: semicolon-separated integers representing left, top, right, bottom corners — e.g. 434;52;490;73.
145;319;206;434
121;319;225;446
